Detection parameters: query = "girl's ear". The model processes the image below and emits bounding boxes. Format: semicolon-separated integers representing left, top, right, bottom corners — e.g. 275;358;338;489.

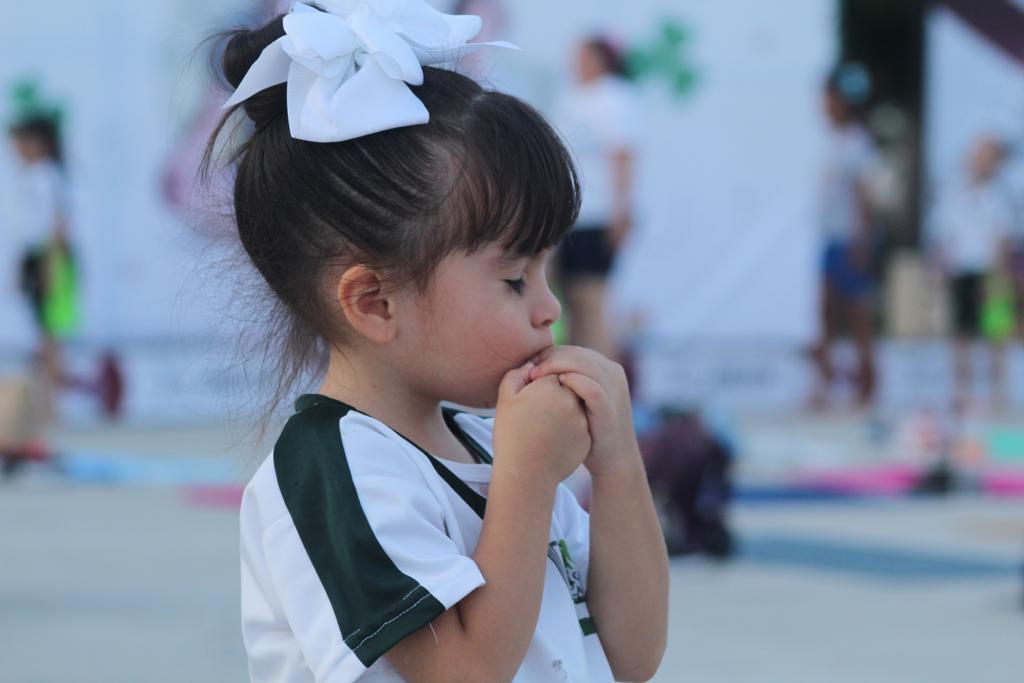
336;265;399;344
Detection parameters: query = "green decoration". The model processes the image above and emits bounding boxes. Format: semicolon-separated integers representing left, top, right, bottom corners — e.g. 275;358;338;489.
42;241;79;339
626;18;700;99
981;271;1015;342
8;77;65;129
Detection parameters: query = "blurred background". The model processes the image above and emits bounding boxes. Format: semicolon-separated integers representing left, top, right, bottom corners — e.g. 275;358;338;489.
2;1;1023;681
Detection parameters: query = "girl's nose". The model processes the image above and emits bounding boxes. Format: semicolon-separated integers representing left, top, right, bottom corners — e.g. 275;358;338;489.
534;284;562;329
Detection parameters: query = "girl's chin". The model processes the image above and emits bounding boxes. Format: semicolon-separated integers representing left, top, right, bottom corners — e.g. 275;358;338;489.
439;381;502;412
465;387;502;411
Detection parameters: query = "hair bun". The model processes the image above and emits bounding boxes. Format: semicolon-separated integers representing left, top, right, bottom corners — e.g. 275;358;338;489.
222;16;287;129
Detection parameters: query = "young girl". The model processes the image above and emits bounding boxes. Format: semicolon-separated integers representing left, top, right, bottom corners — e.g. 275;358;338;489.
932;135;1017;412
554;35;639;361
9;115;77;415
810;63;878;409
209;2;668;681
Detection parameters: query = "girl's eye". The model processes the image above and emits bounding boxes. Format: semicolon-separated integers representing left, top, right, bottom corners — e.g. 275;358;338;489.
504;278;526;295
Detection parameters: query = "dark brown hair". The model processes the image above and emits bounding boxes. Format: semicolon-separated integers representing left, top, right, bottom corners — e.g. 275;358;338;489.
10;115;63;164
203;7;580;414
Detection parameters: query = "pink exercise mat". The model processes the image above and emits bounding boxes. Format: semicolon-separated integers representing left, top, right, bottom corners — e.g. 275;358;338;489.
793;464;921;495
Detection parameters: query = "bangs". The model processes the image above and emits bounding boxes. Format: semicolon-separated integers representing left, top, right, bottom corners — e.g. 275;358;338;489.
444;92;581;257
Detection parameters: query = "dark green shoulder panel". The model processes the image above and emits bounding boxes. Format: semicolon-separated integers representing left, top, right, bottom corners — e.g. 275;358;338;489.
273;400;445;666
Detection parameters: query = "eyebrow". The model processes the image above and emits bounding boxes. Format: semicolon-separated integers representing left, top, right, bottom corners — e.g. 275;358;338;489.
491;251;529;268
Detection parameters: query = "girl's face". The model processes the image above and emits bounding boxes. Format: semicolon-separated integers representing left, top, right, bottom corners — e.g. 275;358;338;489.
394;244;561;409
11;133;47;163
823;90;848;127
575;43;606;83
969;138;1003;182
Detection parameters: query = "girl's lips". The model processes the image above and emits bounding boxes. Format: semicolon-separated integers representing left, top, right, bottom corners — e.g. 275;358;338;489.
527;343;555;366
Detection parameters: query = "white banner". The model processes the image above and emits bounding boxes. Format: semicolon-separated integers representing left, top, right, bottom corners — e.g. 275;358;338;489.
924;4;1024;221
0;1;836;418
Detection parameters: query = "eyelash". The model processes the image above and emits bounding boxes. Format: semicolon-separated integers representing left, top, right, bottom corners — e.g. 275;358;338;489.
504;277;526;295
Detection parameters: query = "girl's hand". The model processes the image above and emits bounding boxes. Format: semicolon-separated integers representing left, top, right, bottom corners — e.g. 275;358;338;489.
527;346;640;477
493;361;592;486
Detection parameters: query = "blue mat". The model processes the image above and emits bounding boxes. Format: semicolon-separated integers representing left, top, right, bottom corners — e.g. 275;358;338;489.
736;486;874;503
56;451;239;486
739;534;1021;581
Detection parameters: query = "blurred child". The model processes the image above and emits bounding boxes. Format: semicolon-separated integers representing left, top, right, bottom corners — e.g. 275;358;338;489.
9;115;76;418
9;116;122;420
554;35;640;361
931;135;1018;413
810;64;879;410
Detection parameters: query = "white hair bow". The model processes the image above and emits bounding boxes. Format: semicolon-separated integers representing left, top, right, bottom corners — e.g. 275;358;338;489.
222;0;518;143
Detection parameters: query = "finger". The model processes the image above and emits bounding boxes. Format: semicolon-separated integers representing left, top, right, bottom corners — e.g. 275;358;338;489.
555;374;588;411
531;344;588;364
528;345;586;373
528;346;557;367
522;374;563;396
527;345;558;366
556;371;609;417
557;378;594;440
530;349;604;383
498;361;534;400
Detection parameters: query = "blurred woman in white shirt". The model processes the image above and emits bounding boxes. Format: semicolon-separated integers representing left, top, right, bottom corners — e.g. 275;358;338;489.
554;36;639;361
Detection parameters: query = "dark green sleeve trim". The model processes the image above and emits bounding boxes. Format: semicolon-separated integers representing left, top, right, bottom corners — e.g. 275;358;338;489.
424;453;487;518
274;402;446;667
442;407;494;465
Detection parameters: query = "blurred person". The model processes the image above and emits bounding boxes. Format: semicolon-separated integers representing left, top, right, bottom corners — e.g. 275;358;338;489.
8;115;76;418
8;117;123;420
554;35;639;361
931;135;1017;413
209;3;667;682
809;63;879;410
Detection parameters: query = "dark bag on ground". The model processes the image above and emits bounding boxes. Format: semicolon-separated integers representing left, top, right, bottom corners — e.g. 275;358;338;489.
639;409;734;558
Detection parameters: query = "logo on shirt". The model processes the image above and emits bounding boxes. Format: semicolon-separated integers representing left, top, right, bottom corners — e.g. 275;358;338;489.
547;539;586;604
548;540;598;636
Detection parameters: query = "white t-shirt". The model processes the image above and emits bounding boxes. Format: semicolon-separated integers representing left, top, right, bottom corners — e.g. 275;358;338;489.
555;75;640;229
12;159;67;253
240;394;614;683
819;124;876;241
931;180;1017;275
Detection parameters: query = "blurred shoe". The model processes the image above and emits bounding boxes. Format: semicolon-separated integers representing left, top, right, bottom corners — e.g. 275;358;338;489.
1;439;51;479
96;352;124;420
